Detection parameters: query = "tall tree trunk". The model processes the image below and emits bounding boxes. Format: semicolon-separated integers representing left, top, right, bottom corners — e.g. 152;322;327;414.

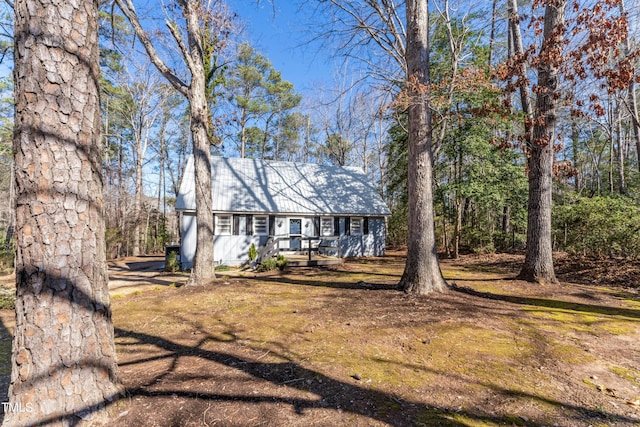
6;1;120;425
507;0;534;133
187;2;216;285
399;0;447;295
518;1;565;284
132;146;143;256
619;0;640;173
617;106;626;194
453;198;462;259
608;97;615;194
488;0;498;69
571;121;581;192
502;205;511;234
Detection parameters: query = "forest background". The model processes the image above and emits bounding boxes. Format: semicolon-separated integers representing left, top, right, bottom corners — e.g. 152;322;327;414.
0;0;639;269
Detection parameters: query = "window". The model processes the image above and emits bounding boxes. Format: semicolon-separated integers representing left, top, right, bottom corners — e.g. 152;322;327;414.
215;215;232;235
350;217;363;235
320;217;333;236
253;216;268;235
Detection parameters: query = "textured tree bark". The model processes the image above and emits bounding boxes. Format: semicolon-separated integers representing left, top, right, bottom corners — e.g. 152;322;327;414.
185;0;216;284
399;0;447;295
518;1;565;284
6;0;120;425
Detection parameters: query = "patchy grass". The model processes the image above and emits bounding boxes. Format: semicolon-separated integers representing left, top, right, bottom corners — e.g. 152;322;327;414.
0;253;637;426
103;253;640;426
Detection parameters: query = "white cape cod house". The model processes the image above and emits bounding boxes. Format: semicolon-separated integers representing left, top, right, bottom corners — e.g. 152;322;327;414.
176;156;391;268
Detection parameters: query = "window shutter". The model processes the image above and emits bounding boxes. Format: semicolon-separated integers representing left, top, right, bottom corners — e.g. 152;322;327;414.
314;216;320;236
213;215;216;235
269;216;275;236
233;215;240;235
246;215;253;236
363;217;369;235
334;217;340;236
345;217;351;236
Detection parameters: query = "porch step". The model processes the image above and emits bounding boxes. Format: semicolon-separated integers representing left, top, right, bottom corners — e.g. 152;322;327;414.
283;254;343;267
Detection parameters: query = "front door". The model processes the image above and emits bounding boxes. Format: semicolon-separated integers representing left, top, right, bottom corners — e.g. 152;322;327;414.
289;218;302;250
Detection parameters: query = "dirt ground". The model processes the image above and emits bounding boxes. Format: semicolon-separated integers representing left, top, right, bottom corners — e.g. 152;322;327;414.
0;251;638;426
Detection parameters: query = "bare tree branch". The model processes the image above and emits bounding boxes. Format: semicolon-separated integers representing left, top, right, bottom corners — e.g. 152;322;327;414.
114;0;189;97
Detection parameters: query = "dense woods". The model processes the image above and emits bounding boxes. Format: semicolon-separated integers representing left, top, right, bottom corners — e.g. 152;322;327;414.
0;0;639;269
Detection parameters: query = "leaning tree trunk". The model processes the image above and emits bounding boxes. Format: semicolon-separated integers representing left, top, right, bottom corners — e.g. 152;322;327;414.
6;0;120;425
399;0;447;295
518;0;565;284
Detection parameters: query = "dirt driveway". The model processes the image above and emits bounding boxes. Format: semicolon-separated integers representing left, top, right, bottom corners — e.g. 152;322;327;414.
107;256;189;297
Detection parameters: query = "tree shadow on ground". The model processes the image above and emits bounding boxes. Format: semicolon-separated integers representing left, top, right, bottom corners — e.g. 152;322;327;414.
450;284;640;319
113;326;637;427
243;274;399;290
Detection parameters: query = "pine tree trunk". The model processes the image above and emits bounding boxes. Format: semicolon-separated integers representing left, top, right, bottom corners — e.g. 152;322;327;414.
518;1;565;284
6;1;120;425
399;0;447;295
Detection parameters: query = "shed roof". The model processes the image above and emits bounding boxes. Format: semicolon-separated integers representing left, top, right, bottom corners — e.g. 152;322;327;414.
176;156;390;216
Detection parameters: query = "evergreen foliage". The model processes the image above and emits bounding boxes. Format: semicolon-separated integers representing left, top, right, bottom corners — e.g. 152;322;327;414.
554;197;640;259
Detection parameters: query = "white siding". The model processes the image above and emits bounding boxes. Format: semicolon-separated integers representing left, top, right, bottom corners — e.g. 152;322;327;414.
180;215;387;268
180;213;197;270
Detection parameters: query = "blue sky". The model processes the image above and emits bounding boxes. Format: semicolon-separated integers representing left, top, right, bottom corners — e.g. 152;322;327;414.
228;1;336;94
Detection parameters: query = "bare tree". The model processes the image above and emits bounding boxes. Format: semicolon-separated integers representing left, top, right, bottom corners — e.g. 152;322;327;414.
115;0;234;284
5;0;120;424
119;64;164;256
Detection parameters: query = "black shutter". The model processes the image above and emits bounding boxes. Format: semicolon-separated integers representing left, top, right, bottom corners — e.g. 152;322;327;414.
334;217;340;236
213;215;216;235
269;215;275;236
345;217;351;236
233;215;240;235
314;216;320;236
246;215;253;236
363;217;369;235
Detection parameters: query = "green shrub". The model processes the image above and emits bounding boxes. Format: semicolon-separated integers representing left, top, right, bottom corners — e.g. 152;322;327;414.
165;250;180;272
276;254;288;270
248;243;257;262
257;255;288;272
553;196;640;259
257;258;277;272
215;264;230;272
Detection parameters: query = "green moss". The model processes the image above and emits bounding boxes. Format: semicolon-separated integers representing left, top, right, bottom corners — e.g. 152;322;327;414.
0;293;15;310
597;320;636;335
610;365;640;384
549;343;594;364
582;378;599;390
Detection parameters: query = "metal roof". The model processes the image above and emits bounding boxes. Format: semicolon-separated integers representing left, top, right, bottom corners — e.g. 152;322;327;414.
176;156;391;216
